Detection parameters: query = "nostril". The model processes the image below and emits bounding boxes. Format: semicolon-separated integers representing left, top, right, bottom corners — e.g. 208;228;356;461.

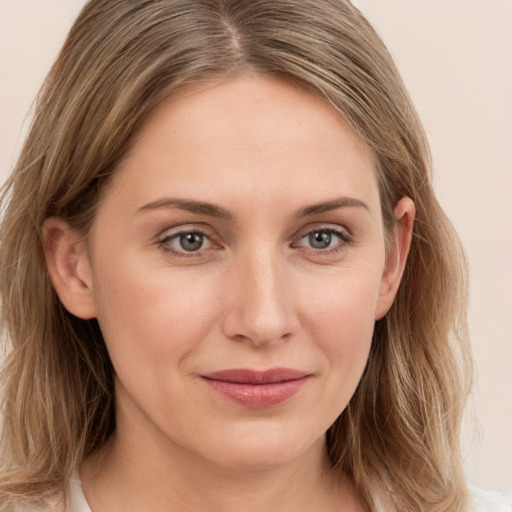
222;307;298;347
221;257;300;346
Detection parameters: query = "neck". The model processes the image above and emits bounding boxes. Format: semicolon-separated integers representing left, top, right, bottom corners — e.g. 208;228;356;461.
81;440;357;512
80;390;362;512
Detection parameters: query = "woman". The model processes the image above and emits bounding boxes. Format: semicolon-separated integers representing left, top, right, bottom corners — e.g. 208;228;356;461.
0;1;508;511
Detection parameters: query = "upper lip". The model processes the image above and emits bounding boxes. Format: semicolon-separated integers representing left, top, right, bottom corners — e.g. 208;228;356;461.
201;368;309;384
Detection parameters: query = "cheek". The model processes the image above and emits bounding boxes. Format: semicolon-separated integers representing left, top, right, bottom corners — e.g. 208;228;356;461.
318;288;376;374
298;267;382;407
91;252;222;379
301;262;382;342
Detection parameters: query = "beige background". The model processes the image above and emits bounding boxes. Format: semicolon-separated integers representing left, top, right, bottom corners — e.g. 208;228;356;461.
1;0;511;493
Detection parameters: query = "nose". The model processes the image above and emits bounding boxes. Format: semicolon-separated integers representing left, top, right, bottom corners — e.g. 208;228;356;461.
222;249;300;347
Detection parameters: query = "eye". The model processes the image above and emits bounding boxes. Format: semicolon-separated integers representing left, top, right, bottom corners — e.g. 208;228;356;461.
307;230;336;249
295;227;352;252
159;229;213;256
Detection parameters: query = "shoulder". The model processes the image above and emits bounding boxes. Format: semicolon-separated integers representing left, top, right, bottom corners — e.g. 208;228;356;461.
10;496;63;512
10;502;57;512
11;474;89;512
469;487;512;512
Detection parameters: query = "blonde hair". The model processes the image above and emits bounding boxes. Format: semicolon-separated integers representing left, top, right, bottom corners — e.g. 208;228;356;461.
0;1;471;510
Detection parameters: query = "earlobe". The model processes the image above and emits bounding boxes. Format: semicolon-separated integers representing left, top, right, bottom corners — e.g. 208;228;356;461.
43;218;97;320
375;197;415;320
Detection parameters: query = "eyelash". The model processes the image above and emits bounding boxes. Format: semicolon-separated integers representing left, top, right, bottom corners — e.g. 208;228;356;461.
157;226;353;258
158;228;215;258
294;227;353;256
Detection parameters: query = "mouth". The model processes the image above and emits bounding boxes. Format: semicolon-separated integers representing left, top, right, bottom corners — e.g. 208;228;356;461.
200;368;310;408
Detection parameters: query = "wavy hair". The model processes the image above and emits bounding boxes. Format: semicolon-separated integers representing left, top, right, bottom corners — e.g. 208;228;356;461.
0;1;471;510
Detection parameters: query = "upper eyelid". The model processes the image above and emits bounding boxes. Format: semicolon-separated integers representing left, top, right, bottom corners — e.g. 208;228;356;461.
157;224;214;240
160;229;210;243
293;223;352;241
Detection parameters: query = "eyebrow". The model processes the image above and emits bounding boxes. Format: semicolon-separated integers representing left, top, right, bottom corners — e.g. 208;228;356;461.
136;195;369;220
137;198;234;220
295;196;370;217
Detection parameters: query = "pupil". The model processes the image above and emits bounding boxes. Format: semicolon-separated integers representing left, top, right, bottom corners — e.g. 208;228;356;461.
310;231;331;249
180;233;203;251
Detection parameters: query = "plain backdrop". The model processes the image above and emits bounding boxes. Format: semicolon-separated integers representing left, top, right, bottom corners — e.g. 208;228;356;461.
1;0;511;493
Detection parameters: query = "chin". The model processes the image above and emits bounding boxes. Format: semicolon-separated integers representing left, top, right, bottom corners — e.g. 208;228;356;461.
215;448;302;472
201;424;324;471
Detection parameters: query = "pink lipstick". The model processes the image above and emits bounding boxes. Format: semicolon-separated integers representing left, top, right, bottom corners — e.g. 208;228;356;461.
200;368;309;408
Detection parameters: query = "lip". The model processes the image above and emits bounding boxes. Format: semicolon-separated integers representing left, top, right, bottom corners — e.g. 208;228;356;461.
200;368;310;408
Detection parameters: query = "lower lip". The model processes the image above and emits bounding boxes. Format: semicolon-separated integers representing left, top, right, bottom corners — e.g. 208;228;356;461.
202;377;308;408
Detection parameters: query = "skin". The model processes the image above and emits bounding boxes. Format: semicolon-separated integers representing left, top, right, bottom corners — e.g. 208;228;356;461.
44;75;415;511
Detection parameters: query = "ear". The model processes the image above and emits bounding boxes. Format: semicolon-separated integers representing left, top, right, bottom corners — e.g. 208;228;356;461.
375;197;415;320
43;218;98;320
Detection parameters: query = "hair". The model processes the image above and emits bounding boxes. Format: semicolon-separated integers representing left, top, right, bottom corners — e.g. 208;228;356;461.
0;1;471;510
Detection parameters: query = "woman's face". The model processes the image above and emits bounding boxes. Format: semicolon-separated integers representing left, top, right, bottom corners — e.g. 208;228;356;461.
60;76;410;470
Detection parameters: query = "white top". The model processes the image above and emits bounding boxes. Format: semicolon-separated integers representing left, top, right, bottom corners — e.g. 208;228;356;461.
14;477;512;511
468;486;512;512
66;479;512;512
66;474;90;512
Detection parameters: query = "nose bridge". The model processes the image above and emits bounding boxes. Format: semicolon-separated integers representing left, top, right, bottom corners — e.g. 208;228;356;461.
223;244;298;346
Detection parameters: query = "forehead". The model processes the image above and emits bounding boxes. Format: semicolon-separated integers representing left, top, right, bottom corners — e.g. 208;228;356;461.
105;75;379;216
130;76;373;162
